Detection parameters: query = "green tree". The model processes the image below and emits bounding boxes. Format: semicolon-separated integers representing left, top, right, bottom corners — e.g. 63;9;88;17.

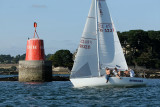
45;54;52;60
49;50;73;70
0;55;13;64
12;54;25;63
118;30;160;68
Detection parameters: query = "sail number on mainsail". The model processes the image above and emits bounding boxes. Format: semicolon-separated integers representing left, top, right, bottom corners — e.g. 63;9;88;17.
98;23;114;32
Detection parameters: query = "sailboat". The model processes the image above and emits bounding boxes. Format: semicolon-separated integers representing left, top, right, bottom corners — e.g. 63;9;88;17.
70;0;146;87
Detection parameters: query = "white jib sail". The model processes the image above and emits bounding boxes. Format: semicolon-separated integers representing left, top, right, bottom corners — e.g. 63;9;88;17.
71;0;99;78
97;0;128;72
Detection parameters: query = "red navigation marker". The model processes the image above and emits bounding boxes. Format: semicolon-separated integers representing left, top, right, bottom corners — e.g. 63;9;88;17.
34;22;37;28
25;39;45;60
33;22;39;38
25;22;45;60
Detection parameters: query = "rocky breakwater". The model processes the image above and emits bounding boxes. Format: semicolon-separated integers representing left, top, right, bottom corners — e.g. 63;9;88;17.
130;66;160;78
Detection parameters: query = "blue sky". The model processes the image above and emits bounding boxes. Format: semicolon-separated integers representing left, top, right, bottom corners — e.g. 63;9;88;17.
0;0;160;56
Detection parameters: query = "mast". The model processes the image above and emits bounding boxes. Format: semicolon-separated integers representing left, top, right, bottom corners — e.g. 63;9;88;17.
95;0;101;76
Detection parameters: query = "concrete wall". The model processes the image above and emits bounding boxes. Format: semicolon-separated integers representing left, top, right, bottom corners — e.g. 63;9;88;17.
19;60;52;82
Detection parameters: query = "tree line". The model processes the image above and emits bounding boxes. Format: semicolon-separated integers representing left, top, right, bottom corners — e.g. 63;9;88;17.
0;30;160;69
0;54;26;64
118;30;160;69
0;54;51;64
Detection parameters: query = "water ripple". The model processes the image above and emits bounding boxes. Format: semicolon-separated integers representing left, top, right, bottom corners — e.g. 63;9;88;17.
0;79;160;106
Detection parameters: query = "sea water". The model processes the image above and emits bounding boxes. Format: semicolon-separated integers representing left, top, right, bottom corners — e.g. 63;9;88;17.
0;75;18;78
0;79;159;107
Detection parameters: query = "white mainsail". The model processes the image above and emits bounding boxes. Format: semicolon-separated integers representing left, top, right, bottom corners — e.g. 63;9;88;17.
97;0;128;71
71;0;99;78
71;0;128;78
110;20;128;70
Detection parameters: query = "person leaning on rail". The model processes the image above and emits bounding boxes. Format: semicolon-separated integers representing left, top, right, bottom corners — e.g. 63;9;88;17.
113;67;121;79
105;67;111;83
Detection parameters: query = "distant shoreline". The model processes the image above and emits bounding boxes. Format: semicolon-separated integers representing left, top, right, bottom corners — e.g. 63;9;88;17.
0;64;160;79
1;70;160;79
0;75;70;81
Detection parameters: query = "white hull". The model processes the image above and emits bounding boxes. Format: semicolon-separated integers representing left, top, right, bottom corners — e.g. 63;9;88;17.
70;76;147;87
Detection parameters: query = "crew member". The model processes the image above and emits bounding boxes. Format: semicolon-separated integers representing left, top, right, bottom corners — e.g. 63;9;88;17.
105;67;111;83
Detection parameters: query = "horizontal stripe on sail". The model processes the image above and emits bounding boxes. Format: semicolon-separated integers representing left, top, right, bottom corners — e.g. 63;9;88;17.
81;37;97;40
88;17;95;19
